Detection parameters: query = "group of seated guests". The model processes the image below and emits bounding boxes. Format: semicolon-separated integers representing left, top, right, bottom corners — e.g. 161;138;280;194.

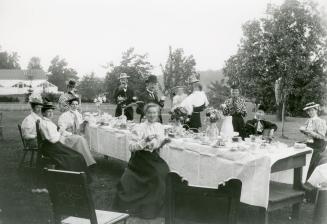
21;95;95;174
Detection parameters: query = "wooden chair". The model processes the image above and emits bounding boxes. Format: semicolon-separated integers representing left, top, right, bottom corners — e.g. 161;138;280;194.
17;124;39;168
0;112;4;140
44;169;129;224
165;172;242;224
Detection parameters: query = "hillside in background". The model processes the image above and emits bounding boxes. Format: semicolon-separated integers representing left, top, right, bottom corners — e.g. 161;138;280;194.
199;69;225;90
157;69;225;92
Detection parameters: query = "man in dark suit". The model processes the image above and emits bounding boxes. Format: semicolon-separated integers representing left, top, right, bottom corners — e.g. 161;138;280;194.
136;75;165;123
114;73;135;120
245;104;278;137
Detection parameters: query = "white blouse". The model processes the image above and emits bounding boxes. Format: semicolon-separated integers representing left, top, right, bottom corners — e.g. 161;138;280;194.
129;121;165;152
40;117;71;144
304;116;327;139
21;112;42;139
58;110;83;134
180;90;209;115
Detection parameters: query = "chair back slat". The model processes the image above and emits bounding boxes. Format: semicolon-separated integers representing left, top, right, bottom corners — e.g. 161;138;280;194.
18;124;27;148
165;172;242;224
45;169;98;224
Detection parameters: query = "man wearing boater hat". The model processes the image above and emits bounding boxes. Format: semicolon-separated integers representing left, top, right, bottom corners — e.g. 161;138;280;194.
222;80;247;139
136;75;165;123
114;73;135;120
58;79;80;113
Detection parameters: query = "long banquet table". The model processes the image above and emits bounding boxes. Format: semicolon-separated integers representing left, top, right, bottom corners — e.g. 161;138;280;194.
85;124;312;209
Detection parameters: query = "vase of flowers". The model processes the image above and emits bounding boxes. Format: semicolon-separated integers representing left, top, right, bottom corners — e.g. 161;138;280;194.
205;107;222;140
93;94;106;115
169;107;189;135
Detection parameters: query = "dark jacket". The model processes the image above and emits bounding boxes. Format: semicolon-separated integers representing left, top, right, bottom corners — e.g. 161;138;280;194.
136;91;164;123
245;119;278;137
114;86;135;120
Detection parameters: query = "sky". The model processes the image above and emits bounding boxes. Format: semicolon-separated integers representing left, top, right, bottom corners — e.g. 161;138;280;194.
1;0;326;78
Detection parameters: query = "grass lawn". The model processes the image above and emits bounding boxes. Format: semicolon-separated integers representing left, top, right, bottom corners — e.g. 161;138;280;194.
0;105;321;224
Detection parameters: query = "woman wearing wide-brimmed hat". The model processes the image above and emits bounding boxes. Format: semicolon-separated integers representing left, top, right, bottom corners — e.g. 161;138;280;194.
58;79;80;113
21;93;44;148
300;102;327;179
39;102;88;172
180;76;209;132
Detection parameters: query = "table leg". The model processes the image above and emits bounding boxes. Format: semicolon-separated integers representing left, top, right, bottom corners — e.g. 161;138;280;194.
292;167;303;220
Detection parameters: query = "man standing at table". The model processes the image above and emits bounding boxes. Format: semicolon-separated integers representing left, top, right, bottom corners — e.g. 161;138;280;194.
114;73;135;121
222;81;247;139
136;75;165;123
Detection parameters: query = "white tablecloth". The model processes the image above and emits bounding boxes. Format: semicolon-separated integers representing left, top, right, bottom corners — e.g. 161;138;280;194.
85;125;312;208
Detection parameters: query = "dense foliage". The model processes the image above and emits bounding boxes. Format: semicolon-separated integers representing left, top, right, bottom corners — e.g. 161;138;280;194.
223;0;327;117
104;48;154;103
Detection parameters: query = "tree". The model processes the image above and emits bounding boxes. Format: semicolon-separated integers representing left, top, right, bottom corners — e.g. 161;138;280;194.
104;48;154;103
48;56;78;91
206;80;230;108
0;48;21;69
78;73;104;102
27;57;43;70
223;0;327;123
161;46;197;97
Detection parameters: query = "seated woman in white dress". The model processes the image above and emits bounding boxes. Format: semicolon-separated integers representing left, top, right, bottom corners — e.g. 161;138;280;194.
58;97;86;135
39;102;88;172
113;103;171;219
21;94;44;148
41;102;96;167
180;78;209;132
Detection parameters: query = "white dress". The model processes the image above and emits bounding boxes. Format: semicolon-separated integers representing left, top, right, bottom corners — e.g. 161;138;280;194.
220;116;234;138
58;110;83;134
180;90;209;115
40;117;96;166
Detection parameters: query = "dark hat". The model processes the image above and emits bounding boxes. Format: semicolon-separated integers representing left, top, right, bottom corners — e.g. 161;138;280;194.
257;104;266;112
145;75;158;84
66;97;80;104
230;80;240;89
42;102;56;110
67;79;76;88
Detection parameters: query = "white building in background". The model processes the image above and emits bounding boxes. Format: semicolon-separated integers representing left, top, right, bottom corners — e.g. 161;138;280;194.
0;69;58;100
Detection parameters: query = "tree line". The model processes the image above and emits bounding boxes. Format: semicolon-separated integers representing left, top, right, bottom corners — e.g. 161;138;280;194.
1;0;326;118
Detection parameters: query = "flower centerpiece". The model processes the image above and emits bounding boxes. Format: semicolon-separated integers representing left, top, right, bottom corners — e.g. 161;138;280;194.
205;107;223;140
93;94;106;115
169;107;189;135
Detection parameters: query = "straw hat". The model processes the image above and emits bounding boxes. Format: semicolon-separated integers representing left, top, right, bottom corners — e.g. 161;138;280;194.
66;97;80;104
29;95;43;106
118;73;130;79
188;75;199;84
303;102;320;111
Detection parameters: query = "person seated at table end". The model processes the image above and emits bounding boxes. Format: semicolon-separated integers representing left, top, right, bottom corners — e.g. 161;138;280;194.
299;102;327;180
21;94;44;148
39;102;90;173
245;104;277;137
58;97;87;135
113;103;171;219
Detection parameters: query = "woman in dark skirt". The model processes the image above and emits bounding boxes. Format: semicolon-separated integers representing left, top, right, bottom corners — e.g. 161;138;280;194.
299;102;327;180
39;102;88;172
181;77;209;132
222;82;247;139
113;103;170;219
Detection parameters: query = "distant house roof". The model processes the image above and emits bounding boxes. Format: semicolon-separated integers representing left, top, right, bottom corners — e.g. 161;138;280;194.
0;69;47;80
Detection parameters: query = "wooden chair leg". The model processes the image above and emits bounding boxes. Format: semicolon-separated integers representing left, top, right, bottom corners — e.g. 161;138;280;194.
291;203;301;220
29;150;35;167
18;151;28;169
